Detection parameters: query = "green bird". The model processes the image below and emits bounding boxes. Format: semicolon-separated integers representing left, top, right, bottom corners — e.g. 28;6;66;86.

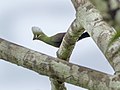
32;26;90;47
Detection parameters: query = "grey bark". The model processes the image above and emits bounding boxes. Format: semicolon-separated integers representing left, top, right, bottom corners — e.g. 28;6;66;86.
0;0;120;90
0;38;116;90
50;17;85;90
71;0;120;73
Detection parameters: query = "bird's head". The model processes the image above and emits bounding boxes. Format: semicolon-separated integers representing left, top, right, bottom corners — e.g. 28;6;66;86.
32;26;45;40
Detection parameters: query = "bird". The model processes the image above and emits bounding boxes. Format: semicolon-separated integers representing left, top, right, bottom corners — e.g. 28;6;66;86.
32;26;90;48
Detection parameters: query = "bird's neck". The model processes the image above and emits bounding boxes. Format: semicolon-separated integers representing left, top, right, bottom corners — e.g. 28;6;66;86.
38;34;53;46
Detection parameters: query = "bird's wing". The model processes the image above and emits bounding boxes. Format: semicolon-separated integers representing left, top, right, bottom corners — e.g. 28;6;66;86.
50;32;65;43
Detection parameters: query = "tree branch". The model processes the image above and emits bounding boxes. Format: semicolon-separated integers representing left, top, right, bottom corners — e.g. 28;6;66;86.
71;0;120;73
50;18;85;90
69;0;120;89
90;0;120;31
1;38;119;90
53;19;85;90
57;19;85;61
1;0;120;89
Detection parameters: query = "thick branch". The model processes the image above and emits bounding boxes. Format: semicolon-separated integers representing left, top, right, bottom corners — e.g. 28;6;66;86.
71;0;120;73
1;38;119;90
57;19;85;61
53;19;84;90
90;0;120;31
50;19;85;89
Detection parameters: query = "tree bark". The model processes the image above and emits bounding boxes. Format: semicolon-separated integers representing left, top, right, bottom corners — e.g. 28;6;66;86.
71;0;120;73
0;0;120;90
0;38;115;90
71;0;120;89
57;19;84;61
50;16;85;90
1;38;120;90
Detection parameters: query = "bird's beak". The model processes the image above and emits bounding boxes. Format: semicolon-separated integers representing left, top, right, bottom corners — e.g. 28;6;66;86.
33;37;36;40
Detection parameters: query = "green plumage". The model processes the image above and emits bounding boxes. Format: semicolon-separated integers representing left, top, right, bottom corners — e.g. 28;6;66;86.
50;33;65;47
32;27;90;47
